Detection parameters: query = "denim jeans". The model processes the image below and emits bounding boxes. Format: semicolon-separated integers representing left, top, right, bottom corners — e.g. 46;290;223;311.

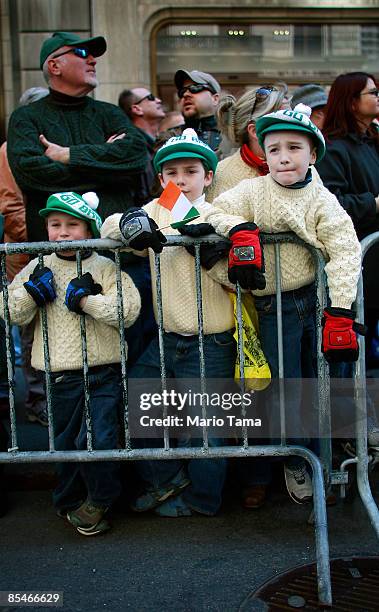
129;330;236;514
242;283;317;486
51;365;122;512
123;259;158;370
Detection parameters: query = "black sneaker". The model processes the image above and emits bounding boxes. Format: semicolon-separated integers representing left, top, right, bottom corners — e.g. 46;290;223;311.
67;501;110;536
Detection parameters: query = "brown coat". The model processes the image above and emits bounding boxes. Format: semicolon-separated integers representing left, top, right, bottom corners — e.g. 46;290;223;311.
0;142;29;280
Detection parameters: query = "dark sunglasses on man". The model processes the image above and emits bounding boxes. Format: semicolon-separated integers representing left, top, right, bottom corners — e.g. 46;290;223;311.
177;83;214;99
134;93;156;104
52;47;91;60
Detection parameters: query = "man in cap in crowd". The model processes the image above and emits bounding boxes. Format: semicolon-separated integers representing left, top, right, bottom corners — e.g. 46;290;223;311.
290;83;328;130
7;31;147;243
174;69;222;152
118;87;166;206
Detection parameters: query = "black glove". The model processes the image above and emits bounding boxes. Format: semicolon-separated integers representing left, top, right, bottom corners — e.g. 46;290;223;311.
228;222;266;290
178;223;231;270
24;266;56;307
119;207;167;253
65;272;102;314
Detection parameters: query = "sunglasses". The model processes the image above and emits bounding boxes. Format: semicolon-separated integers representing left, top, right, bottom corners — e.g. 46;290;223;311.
250;87;278;118
177;84;213;98
52;47;91;60
134;93;156;104
360;88;379;97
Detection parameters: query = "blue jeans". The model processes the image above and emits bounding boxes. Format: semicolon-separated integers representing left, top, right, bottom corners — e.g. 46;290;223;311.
129;330;236;514
123;259;157;370
242;283;317;486
51;366;122;512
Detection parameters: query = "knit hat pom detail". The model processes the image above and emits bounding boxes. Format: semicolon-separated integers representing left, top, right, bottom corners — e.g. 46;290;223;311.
82;192;99;210
293;103;312;117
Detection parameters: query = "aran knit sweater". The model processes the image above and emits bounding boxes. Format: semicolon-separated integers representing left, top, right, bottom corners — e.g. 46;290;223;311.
206;149;260;203
0;253;141;372
101;195;234;335
206;149;323;203
205;174;361;308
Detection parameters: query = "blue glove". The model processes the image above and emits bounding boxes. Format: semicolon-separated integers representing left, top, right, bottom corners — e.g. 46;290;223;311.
24;266;56;306
65;272;102;314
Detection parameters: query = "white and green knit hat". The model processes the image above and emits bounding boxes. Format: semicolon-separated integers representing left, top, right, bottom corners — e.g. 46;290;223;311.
153;128;218;173
39;192;102;237
255;104;326;162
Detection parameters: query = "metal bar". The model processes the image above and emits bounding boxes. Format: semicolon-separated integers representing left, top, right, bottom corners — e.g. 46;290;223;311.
354;234;379;538
235;283;248;449
114;250;130;450
76;252;92;452
274;243;286;444
194;244;208;449
37;254;55;451
154;253;169;451
0;255;17;452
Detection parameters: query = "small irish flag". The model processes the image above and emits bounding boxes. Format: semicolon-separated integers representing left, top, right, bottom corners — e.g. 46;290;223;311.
158;181;200;229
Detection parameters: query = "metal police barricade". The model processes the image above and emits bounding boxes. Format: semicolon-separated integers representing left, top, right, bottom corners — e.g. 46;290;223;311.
338;232;379;539
1;231;364;607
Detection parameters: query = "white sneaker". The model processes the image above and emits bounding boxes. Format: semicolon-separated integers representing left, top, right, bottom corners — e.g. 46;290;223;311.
284;463;313;504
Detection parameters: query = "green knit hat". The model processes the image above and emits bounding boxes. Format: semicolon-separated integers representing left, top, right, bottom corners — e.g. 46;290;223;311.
40;31;106;69
39;192;102;238
255;104;326;162
153;128;218;173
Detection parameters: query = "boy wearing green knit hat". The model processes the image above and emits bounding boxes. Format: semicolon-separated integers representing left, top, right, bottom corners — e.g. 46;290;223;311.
0;192;141;535
201;105;362;506
101;128;236;518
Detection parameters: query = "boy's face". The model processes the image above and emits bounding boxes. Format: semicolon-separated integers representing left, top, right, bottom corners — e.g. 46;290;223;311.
264;131;317;186
159;158;213;202
47;212;92;255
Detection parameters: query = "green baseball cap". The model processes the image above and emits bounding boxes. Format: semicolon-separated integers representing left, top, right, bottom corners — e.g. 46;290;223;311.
255;104;326;162
153;128;218;173
39;192;102;238
39;31;106;69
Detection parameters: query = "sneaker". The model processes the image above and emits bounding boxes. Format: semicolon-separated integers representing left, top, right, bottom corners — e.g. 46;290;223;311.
154;494;193;517
284;463;313;505
66;501;110;536
130;468;190;512
26;405;48;427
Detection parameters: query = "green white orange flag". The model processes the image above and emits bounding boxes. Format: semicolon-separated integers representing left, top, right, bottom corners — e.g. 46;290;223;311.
157;181;200;229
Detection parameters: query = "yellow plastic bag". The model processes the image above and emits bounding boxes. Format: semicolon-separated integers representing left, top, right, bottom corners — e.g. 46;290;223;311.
229;292;271;391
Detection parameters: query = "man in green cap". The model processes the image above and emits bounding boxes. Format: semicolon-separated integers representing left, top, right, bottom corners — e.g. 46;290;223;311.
7;31;147;243
7;31;153;367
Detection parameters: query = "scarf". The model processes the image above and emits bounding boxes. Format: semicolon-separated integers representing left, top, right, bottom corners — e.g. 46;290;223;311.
240;144;269;175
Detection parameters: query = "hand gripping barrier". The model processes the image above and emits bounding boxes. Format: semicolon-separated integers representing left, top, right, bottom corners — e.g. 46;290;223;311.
1;231;377;606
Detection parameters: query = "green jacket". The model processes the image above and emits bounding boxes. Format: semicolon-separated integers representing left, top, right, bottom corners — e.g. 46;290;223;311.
7;90;147;241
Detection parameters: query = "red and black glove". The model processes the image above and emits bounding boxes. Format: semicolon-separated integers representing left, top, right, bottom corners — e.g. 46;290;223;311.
321;307;366;363
228;222;266;290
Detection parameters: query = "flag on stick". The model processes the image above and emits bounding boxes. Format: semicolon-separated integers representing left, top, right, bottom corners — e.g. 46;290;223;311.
157;181;200;229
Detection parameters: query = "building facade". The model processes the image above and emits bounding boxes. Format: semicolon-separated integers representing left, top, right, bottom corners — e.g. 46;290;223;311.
1;0;379;140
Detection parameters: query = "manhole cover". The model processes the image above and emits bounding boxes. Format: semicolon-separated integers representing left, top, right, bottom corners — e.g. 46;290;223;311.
241;556;379;611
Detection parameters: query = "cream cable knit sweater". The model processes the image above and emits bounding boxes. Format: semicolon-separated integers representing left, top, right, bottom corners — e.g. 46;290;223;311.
0;253;141;372
206;150;260;203
206;149;323;203
101;195;234;335
204;174;361;308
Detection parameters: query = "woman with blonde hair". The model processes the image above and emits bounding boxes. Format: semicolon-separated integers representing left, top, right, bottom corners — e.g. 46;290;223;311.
206;84;288;202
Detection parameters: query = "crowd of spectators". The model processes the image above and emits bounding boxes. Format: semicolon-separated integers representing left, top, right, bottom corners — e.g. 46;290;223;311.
0;29;378;529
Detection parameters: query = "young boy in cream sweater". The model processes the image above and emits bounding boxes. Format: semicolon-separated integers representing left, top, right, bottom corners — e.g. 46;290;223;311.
0;192;140;535
201;105;362;504
101;129;235;517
